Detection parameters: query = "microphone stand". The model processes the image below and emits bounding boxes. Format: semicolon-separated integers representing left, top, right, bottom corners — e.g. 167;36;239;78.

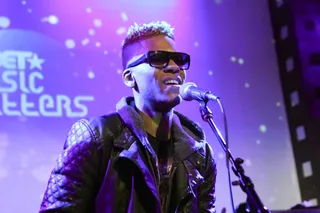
198;100;270;213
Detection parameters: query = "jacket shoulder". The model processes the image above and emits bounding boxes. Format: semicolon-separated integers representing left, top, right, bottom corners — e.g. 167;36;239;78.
40;113;122;212
76;112;123;145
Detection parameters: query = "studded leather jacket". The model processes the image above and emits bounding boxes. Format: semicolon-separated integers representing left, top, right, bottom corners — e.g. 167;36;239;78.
39;97;217;213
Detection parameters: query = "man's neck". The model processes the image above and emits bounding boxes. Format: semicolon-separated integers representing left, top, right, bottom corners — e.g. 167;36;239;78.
135;103;173;141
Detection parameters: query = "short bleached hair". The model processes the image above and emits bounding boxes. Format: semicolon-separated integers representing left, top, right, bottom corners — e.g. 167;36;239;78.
121;21;175;69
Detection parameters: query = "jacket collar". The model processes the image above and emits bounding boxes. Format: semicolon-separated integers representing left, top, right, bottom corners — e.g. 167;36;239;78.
115;96;206;162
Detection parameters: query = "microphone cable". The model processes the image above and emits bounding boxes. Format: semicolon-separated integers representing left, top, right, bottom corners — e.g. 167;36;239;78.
216;98;236;213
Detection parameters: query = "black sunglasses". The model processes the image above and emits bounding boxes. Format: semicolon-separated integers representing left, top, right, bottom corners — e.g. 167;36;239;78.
126;50;190;70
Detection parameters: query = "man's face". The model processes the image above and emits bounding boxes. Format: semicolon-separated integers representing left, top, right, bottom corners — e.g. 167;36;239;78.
127;35;187;111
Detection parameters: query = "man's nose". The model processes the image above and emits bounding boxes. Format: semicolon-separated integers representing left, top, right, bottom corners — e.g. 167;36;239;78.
163;59;180;73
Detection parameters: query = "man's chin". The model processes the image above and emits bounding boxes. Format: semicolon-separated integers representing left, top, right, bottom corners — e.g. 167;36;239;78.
155;94;182;112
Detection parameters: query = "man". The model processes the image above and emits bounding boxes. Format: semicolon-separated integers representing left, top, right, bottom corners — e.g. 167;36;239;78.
39;21;217;213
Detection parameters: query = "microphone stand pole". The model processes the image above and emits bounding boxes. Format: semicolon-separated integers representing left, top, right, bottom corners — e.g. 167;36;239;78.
198;100;270;213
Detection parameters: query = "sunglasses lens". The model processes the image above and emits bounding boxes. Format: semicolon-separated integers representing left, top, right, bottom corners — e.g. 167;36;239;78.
148;51;190;70
171;53;190;70
149;51;169;68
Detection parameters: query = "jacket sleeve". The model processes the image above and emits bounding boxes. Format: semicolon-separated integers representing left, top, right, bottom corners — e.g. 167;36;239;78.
39;119;104;213
198;143;217;213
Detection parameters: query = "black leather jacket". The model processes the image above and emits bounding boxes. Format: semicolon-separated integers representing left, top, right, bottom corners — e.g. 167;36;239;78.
39;97;217;213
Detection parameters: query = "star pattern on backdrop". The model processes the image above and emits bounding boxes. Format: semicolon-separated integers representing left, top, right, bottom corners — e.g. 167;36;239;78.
28;54;45;70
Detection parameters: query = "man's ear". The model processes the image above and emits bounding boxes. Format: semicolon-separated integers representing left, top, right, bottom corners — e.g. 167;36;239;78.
122;69;135;88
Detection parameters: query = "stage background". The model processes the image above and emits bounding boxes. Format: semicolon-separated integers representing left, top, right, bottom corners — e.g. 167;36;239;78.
0;0;301;212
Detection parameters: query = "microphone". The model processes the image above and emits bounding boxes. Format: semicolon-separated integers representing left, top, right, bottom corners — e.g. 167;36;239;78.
179;82;219;102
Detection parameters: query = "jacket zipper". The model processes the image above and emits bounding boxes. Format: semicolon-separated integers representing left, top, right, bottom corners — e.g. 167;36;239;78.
143;141;161;187
149;151;161;206
174;162;196;213
174;187;193;213
165;165;177;213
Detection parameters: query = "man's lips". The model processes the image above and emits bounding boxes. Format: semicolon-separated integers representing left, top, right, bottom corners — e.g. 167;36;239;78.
162;76;182;85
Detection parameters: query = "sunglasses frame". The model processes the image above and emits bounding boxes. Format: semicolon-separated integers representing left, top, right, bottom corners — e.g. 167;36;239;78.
126;50;190;70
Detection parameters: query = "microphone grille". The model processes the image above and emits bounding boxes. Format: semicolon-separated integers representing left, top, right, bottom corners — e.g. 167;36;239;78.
179;82;197;101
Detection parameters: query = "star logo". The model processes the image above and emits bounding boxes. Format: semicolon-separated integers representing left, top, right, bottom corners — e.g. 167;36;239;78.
28;54;45;70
